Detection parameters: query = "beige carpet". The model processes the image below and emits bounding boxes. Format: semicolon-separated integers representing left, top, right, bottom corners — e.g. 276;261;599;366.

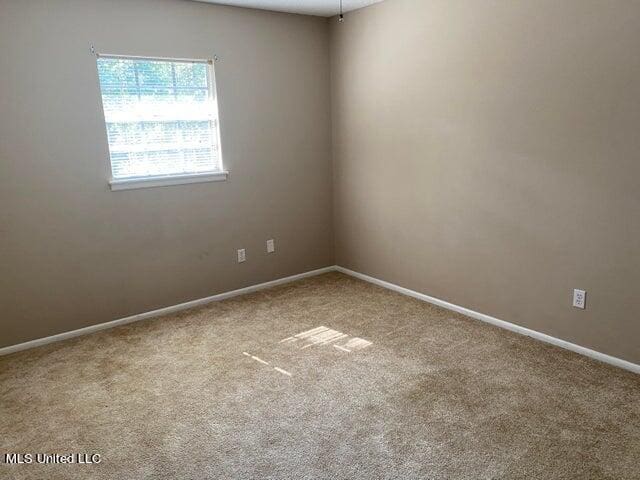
1;272;639;479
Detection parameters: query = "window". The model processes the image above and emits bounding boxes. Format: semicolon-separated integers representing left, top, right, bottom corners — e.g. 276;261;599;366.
96;55;226;190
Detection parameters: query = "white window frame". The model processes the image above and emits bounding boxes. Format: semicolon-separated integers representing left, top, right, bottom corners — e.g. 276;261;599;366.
96;53;228;191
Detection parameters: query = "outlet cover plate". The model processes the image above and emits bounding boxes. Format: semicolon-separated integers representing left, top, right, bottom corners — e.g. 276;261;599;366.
573;289;586;309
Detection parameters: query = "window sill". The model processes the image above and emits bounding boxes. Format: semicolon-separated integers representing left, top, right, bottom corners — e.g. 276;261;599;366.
109;171;229;191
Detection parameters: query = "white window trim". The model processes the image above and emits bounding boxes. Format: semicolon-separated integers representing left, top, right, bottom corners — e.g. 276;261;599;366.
109;170;229;191
96;53;227;191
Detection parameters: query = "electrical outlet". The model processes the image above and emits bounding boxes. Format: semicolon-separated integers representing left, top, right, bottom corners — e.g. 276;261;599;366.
237;248;246;263
573;289;586;309
266;239;275;253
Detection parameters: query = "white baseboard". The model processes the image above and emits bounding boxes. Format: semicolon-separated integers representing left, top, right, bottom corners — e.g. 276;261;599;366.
3;264;638;375
335;266;640;375
0;266;335;357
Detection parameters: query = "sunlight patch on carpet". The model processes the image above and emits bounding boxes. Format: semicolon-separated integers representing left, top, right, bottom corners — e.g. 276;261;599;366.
280;326;372;353
243;352;292;378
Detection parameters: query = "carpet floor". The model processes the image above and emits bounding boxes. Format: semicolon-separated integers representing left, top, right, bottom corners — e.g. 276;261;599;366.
1;272;639;479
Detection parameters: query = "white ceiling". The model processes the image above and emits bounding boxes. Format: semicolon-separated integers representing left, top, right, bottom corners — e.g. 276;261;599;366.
193;0;385;17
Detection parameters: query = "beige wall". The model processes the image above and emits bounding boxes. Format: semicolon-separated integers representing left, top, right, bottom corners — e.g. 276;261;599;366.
2;0;638;365
330;0;640;363
0;0;333;348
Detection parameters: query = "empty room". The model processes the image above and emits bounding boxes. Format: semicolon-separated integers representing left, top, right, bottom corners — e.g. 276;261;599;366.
1;0;638;478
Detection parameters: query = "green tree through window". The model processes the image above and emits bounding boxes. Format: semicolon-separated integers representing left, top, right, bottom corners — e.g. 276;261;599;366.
97;56;221;179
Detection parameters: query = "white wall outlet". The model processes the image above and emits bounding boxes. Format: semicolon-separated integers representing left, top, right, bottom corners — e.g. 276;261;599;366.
237;248;246;263
573;289;586;309
266;239;275;253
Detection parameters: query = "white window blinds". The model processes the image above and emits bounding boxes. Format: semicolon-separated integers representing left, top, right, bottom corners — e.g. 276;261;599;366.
96;56;222;180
